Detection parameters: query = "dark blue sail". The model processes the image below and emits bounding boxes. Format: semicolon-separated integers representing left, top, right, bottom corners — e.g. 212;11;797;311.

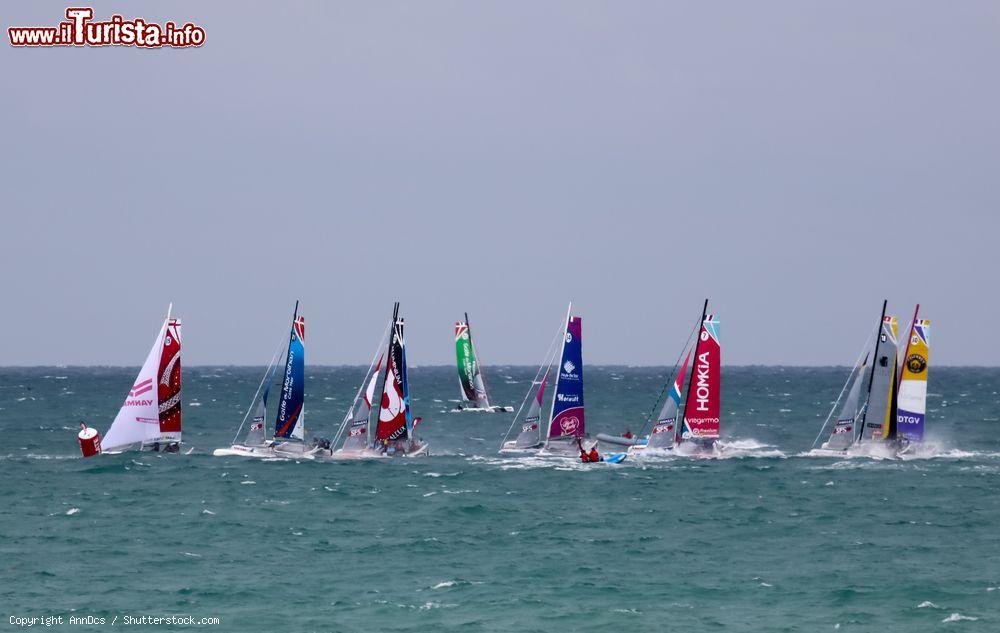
274;308;306;440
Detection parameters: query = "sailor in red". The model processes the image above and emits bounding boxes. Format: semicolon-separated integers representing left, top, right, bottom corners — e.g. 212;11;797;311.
588;447;601;463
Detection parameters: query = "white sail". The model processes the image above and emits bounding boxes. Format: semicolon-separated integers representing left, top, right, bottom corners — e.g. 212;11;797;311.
101;319;168;451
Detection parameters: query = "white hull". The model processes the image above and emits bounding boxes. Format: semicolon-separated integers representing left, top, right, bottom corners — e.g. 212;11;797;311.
325;442;430;460
212;443;321;460
451;405;514;413
499;440;543;454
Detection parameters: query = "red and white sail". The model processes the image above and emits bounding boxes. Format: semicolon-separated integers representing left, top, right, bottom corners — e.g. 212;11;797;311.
101;311;181;451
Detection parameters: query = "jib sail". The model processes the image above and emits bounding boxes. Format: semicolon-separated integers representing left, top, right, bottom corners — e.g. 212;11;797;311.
648;349;691;450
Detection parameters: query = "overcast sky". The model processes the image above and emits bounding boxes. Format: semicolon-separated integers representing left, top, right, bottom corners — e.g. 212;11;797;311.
1;2;997;366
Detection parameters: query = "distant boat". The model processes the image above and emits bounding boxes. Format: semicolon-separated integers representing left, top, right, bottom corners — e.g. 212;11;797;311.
329;302;428;459
814;301;930;455
213;301;322;459
625;300;721;456
78;305;183;457
451;313;512;413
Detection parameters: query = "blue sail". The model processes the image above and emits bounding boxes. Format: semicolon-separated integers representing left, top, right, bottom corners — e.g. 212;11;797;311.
548;315;585;439
274;311;306;440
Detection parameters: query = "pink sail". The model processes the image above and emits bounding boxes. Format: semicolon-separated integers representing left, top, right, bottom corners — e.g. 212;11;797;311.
681;315;721;440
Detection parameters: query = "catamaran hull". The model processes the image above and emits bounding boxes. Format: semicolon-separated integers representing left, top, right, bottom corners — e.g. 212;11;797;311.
595;433;638;447
326;443;430;460
212;444;322;460
498;441;543;454
451;405;514;413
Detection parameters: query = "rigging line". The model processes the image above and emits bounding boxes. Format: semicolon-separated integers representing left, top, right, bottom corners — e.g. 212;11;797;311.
231;332;287;445
500;315;565;448
332;319;392;449
810;325;876;450
636;313;701;440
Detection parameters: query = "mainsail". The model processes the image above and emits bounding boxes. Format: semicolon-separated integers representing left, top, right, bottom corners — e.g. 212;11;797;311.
647;349;691;450
274;307;306;440
547;312;585;441
455;316;490;408
859;315;898;442
376;305;409;443
896;313;930;442
157;318;182;442
101;309;179;451
824;355;869;450
681;314;721;441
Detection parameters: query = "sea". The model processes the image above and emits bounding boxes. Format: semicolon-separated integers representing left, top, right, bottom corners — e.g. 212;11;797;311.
1;366;998;631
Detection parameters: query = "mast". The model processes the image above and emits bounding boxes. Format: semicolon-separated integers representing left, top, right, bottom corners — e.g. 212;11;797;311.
544;302;572;447
856;299;888;444
677;299;708;444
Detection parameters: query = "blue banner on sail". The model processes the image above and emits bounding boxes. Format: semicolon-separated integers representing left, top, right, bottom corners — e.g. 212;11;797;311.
274;315;305;439
548;316;585;439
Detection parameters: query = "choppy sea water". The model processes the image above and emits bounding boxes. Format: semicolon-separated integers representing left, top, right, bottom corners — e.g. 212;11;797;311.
1;366;998;631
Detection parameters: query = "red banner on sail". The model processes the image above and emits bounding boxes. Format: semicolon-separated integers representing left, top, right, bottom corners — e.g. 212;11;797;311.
682;315;720;439
157;318;182;434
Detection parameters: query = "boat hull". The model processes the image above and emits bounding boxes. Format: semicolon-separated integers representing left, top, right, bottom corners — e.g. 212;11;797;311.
325;442;430;460
212;443;321;460
451;405;514;413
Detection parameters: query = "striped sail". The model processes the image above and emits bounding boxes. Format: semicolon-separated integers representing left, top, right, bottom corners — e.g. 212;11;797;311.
682;315;721;440
860;316;898;441
548;315;585;440
896;318;930;442
514;369;548;448
648;349;691;449
274;312;306;440
824;356;868;450
101;317;170;451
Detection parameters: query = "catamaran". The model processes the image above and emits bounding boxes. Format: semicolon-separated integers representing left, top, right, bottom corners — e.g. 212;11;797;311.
328;302;428;459
529;304;588;456
621;300;721;457
452;313;512;412
77;305;183;457
213;302;322;459
812;301;930;456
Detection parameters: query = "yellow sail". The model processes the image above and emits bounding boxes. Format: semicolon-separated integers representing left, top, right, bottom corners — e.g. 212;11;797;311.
896;318;930;441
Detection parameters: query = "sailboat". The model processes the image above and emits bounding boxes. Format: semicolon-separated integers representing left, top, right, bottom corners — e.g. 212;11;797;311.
452;313;513;412
213;302;321;459
625;300;722;456
813;301;930;456
77;305;183;457
537;304;589;456
329;302;428;458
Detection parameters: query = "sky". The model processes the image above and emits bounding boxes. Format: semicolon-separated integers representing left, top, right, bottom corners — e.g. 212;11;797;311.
1;2;997;366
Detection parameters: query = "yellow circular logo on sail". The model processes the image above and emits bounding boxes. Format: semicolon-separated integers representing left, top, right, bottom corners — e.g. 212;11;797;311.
905;354;927;374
